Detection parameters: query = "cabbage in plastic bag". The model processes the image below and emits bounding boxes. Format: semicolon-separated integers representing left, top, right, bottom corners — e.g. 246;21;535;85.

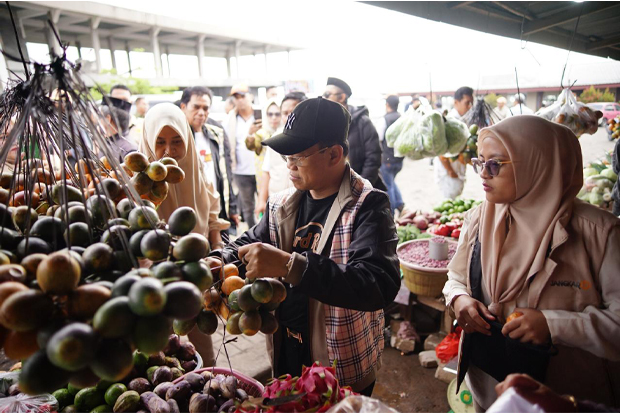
419;112;447;158
444;117;469;156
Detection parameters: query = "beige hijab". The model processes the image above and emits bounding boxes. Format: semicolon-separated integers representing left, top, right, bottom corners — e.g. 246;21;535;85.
477;115;583;316
139;103;229;237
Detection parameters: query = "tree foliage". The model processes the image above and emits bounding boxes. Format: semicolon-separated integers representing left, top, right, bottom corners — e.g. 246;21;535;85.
579;86;616;103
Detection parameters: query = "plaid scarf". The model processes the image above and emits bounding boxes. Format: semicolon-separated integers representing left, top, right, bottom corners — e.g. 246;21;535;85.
267;170;384;386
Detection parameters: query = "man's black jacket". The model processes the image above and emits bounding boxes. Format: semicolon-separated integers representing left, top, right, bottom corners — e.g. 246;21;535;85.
218;190;400;312
347;105;386;191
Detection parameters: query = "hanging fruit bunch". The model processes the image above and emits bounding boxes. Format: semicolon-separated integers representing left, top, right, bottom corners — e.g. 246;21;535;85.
121;152;185;207
459;97;501;165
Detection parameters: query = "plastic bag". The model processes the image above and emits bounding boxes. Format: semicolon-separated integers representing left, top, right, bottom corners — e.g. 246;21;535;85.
436;328;462;363
0;372;19;396
391;102;448;160
327;395;401;413
444;117;470;156
486;387;545;413
0;393;58;413
536;88;600;137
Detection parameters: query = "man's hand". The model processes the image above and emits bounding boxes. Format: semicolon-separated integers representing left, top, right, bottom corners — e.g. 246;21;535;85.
495;374;576;412
453;295;495;335
249;120;262;135
238;242;290;280
255;202;266;218
502;308;550;345
229;214;240;226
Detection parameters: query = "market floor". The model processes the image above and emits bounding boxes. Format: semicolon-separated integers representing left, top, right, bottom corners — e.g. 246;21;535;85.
373;347;450;413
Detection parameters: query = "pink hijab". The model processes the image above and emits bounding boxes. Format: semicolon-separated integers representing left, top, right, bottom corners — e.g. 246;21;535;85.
477;115;583;316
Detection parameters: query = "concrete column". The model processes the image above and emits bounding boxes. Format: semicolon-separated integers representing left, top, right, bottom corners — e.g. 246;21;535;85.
108;37;117;71
286;49;291;81
165;46;171;78
226;49;232;79
263;45;269;77
46;10;62;57
197;35;206;78
150;27;162;78
234;40;241;79
90;17;102;74
75;41;83;59
125;41;132;76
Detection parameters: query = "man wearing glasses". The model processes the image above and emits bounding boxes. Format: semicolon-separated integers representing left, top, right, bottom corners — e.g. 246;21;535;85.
323;77;386;191
215;97;400;397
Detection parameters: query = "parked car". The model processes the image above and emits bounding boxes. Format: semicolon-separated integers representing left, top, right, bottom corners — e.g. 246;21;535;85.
587;102;620;126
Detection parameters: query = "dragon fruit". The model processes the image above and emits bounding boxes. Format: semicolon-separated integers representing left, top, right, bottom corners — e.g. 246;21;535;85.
295;361;340;409
264;374;298;399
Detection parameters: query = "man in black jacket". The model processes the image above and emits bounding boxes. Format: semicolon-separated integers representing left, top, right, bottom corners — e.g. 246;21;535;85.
180;87;239;234
214;97;400;396
379;95;404;214
323;77;386;191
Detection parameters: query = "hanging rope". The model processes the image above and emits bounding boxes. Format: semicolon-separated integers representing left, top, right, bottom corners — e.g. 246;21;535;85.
560;2;585;90
5;1;29;80
515;67;522;115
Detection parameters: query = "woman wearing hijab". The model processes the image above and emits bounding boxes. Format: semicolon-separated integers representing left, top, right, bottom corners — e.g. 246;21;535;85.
140;103;229;245
443;116;620;411
140;103;230;366
245;99;281;187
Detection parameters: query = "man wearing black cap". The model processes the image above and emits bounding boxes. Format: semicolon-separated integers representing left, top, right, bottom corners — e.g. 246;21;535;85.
323;77;386;191
215;97;400;396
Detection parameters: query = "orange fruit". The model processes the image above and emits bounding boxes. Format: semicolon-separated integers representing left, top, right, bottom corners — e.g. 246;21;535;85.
223;264;239;280
216;301;230;321
221;276;245;296
506;311;523;323
4;329;39;360
203;288;221;311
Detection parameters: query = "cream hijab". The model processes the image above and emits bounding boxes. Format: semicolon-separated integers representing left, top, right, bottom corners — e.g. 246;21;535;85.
477;116;583;316
139;103;228;237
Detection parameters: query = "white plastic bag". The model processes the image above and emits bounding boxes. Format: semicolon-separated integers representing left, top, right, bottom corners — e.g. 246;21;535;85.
326;396;401;413
536;88;600;137
486;387;545;413
0;393;58;413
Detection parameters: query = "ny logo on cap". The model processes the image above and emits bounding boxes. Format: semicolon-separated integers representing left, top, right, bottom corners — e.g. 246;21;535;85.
285;113;296;130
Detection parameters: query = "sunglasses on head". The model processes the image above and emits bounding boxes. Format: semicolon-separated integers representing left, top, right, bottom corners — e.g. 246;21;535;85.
471;158;512;177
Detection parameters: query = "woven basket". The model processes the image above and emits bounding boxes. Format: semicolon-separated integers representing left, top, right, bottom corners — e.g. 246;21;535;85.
174;367;264;398
397;239;456;298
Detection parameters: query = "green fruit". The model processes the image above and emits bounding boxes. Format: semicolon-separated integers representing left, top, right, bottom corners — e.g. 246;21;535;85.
47;323;98;371
116;198;133;220
68;383;82;396
129;230;148;258
62;406;78;413
250;279;273;304
95;380;114;392
93;296;137;338
12;205;38;233
19;350;72;395
133;314;172;354
90;339;134;382
237;284;260;312
107;218;130;228
153;261;183;281
101;225;133;251
83;243;115;274
146;366;159;383
51;184;83;204
128;207;159;231
239;310;261;336
173;318;196;336
228;290;241;312
163;281;203;320
96;178;122;199
259;311;278;335
113;390;140;412
91;404;113;413
111;274;141;298
53;388;75;410
168;207;197;236
16;237;51;259
196;309;218;335
172;233;209;262
104;383;127;406
601;168;618;182
65;222;91;248
86;195;116;228
140;230;171;261
128;278;166;316
226;312;242;335
181;261;213;291
469;124;479;135
0;227;20;250
132;350;149;374
74;387;105;412
67;206;93;224
0;289;54;331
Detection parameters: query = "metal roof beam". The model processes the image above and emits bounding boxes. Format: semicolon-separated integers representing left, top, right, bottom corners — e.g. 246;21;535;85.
447;2;474;10
586;35;620;51
491;2;536;21
523;2;619;36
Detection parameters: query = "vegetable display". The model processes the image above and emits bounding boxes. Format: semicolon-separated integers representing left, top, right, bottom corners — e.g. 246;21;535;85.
578;153;616;210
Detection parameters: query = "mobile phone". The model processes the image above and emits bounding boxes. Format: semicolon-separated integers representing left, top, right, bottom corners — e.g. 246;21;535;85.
253;109;262;121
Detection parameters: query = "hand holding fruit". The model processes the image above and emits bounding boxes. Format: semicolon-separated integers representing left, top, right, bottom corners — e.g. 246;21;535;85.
453;294;495;335
502;308;550;346
238;243;291;280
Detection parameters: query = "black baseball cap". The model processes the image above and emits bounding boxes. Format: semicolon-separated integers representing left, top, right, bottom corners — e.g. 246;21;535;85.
262;97;351;156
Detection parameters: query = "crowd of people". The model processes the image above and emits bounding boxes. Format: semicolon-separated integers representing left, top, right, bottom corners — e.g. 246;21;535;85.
7;78;615;412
